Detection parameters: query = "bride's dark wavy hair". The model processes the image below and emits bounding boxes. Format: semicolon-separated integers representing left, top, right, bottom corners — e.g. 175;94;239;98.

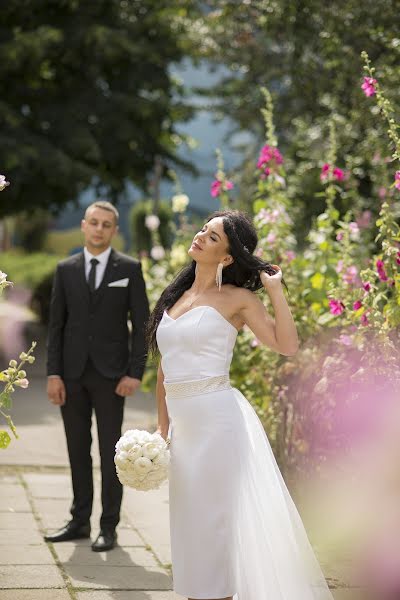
146;209;283;355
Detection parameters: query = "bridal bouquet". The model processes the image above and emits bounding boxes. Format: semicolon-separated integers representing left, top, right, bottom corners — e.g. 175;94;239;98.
114;429;170;491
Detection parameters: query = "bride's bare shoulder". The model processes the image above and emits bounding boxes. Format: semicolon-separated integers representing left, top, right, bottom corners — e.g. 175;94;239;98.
224;285;258;310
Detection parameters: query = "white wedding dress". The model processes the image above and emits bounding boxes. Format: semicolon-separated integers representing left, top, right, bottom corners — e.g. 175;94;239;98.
156;305;333;599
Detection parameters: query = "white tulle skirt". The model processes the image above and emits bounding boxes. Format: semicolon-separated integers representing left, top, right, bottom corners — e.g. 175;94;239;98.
165;379;333;600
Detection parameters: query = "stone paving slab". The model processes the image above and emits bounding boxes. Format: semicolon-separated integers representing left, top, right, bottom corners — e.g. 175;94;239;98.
76;592;181;600
0;564;65;588
0;545;55;565
0;591;71;600
0;528;43;545
55;544;159;567
66;565;172;590
0;512;39;530
0;493;31;512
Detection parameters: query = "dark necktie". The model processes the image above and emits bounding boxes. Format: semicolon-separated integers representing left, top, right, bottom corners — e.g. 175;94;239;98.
88;258;99;293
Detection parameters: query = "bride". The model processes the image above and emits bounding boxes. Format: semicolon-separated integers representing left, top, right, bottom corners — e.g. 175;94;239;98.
146;209;333;600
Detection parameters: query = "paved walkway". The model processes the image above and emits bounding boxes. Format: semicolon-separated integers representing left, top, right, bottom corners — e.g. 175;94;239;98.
0;326;361;599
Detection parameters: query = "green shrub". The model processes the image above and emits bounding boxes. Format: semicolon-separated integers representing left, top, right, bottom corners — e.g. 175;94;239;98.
130;200;173;254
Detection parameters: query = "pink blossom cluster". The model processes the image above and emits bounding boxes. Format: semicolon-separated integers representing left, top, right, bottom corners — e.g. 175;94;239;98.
361;76;377;97
257;144;283;178
320;163;345;182
210;179;234;198
376;259;388;282
395;171;400;191
329;299;345;316
255;206;291;225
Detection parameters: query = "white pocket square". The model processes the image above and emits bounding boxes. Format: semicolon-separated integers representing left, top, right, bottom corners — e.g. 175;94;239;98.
108;278;129;288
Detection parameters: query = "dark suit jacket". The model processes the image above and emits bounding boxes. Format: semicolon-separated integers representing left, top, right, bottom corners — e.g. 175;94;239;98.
47;248;150;380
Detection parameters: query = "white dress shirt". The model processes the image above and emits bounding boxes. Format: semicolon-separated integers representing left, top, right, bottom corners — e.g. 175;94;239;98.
83;246;112;290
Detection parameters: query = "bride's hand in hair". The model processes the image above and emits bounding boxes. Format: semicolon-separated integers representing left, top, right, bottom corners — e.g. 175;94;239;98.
260;265;283;291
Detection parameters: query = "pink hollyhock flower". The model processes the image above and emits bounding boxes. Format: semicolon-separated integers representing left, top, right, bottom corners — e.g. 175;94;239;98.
343;265;359;285
336;231;344;241
339;334;353;346
285;250;296;262
266;232;277;245
329;299;345;316
251;338;260;348
211;180;221;197
333;167;345;181
320;163;331;181
394;171;400;191
257;145;283;170
353;300;363;310
378;187;387;199
349;222;360;240
396;251;400;266
376;259;388;282
360;313;369;326
210;179;234;197
361;76;377;97
336;259;344;273
362;281;371;292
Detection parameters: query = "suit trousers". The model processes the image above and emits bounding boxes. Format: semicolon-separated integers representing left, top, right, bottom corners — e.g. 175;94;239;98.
61;358;125;529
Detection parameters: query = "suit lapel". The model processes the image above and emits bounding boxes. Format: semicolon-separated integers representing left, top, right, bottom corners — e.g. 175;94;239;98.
74;252;90;305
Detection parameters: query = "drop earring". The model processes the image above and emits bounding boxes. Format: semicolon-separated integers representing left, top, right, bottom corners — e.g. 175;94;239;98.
216;262;224;291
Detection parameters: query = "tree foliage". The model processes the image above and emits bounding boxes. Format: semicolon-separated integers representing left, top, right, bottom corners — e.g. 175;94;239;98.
0;0;197;217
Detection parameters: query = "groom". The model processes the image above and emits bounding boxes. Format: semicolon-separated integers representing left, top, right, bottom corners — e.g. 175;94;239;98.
45;200;149;551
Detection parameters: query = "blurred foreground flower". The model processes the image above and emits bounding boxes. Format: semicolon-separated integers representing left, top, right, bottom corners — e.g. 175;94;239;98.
145;214;160;232
0;174;10;191
150;245;165;261
172;194;189;213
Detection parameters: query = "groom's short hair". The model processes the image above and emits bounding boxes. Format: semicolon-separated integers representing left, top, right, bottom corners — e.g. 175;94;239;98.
85;200;119;224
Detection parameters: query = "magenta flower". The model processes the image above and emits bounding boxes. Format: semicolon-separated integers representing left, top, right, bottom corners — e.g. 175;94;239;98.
362;281;371;292
320;163;331;181
329;299;345;316
376;259;388;282
336;231;344;241
361;76;377;97
257;145;283;171
396;251;400;266
394;171;400;191
353;300;363;310
211;180;221;197
360;313;369;326
210;179;234;198
333;167;345;181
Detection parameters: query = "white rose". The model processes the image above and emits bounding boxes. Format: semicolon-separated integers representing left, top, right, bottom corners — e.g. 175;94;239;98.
133;456;153;475
142;442;161;460
127;445;143;461
153;451;170;467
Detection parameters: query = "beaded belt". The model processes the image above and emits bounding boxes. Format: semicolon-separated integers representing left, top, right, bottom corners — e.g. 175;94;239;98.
164;374;231;399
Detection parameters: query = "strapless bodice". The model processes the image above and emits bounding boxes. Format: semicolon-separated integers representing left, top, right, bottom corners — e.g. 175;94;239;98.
156;305;238;383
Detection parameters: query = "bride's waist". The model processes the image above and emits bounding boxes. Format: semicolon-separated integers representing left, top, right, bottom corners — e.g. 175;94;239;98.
163;374;231;399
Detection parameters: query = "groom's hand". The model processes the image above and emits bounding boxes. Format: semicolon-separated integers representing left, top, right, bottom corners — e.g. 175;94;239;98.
47;376;66;406
115;376;141;397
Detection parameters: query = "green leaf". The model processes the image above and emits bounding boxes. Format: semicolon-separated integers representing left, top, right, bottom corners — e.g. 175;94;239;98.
0;430;11;449
0;392;12;410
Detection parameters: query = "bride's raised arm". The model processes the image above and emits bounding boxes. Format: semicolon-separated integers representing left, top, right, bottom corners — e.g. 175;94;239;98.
239;267;299;357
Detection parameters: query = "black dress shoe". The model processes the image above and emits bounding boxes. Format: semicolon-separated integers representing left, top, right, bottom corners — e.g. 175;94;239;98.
91;528;117;552
44;520;91;543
